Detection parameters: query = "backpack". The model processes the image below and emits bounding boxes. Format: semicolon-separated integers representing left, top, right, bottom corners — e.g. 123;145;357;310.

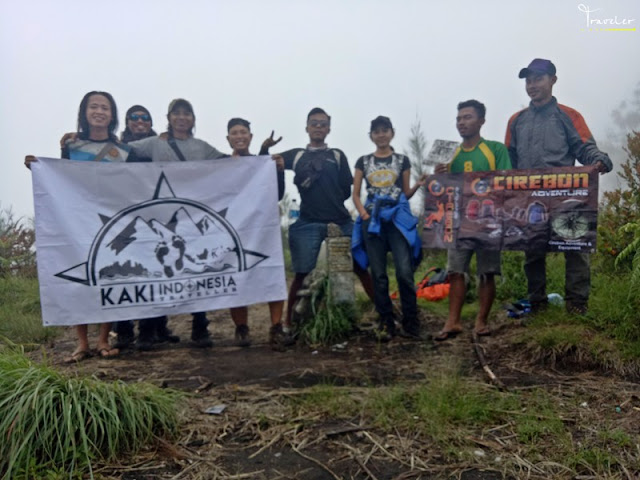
416;267;450;301
292;149;342;189
390;267;450;301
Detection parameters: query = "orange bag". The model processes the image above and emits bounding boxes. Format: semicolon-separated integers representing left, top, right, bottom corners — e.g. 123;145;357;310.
417;282;450;301
390;267;450;301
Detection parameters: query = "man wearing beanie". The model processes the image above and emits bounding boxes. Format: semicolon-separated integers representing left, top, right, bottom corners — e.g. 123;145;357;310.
505;58;613;315
113;104;179;351
121;105;157;144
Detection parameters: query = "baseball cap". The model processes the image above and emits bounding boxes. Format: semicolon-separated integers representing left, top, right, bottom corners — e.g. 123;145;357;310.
167;98;194;115
518;58;556;78
370;115;393;132
227;118;251;131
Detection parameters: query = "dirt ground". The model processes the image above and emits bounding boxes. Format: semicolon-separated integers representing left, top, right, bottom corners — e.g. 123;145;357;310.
43;302;639;480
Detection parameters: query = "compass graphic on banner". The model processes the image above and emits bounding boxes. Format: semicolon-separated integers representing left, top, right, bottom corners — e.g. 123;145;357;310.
56;173;268;286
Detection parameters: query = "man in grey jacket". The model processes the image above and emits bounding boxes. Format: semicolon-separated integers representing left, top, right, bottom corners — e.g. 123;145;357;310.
506;58;612;314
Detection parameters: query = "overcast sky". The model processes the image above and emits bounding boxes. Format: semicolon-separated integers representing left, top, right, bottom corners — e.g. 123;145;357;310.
2;0;638;219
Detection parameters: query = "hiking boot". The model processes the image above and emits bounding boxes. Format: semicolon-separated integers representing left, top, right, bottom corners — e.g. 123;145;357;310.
113;333;134;350
234;324;252;347
136;333;154;351
269;323;294;351
566;302;588;315
376;316;396;343
191;327;213;348
156;327;180;344
399;321;423;340
530;300;548;314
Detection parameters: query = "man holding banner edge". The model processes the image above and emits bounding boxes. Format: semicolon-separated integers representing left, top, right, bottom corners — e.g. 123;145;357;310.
506;58;612;315
434;100;512;341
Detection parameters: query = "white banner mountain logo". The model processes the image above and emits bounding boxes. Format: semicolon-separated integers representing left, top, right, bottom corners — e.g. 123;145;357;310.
56;173;267;291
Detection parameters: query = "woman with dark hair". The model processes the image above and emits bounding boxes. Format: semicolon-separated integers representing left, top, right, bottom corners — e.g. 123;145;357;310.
351;116;424;342
26;90;137;362
221;118;287;348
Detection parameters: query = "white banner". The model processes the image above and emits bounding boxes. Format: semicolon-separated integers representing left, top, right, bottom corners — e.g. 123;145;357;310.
32;156;287;326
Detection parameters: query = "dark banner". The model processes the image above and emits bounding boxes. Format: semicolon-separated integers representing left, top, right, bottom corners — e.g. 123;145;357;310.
421;166;598;252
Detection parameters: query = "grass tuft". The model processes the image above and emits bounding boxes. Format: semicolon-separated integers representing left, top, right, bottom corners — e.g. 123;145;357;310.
0;348;182;479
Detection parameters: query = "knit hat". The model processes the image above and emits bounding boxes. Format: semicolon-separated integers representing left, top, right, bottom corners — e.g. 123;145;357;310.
125;105;153;126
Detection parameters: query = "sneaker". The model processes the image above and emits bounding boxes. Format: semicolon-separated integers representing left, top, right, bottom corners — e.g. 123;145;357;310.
376;316;396;343
234;324;252;347
136;334;154;351
566;302;587;315
269;323;294;351
156;327;180;344
191;328;213;348
399;321;422;340
530;300;548;314
113;333;134;350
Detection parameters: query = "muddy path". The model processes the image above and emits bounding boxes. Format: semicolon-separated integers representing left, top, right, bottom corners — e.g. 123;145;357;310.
41;304;639;479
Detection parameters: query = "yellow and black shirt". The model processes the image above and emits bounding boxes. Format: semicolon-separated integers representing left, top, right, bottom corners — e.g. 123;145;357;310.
448;138;511;173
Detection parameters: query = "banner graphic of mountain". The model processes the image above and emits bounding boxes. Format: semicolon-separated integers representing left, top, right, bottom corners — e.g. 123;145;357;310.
98;206;236;280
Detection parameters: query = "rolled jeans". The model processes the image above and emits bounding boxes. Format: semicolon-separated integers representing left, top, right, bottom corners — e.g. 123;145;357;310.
363;218;417;326
524;251;590;306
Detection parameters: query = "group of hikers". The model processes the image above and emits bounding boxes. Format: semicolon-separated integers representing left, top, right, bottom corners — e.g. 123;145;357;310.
24;58;613;363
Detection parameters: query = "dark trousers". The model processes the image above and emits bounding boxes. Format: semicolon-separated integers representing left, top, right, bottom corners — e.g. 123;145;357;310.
114;316;169;338
113;320;134;338
363;219;417;327
524;251;590;306
138;316;169;337
191;312;209;332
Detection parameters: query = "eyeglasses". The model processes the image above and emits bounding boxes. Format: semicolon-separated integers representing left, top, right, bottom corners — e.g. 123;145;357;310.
307;120;330;128
129;114;151;122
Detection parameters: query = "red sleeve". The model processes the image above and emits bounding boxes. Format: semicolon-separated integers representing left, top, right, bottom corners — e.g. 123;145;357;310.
505;109;524;148
558;104;593;143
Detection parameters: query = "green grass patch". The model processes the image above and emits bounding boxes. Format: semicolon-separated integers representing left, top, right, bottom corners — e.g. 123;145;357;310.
515;309;640;374
0;276;59;346
283;370;638;476
0;349;182;479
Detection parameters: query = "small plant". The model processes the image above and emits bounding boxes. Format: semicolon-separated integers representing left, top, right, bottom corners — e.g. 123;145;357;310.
614;221;640;299
297;277;356;346
0;349;182;479
597;131;640;272
0;206;36;278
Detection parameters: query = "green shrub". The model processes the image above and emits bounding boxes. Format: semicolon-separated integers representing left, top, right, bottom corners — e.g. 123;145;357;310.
0;206;36;278
596;131;640;274
0;350;182;479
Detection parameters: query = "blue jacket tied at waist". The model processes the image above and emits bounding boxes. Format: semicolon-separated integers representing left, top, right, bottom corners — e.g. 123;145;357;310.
352;193;422;270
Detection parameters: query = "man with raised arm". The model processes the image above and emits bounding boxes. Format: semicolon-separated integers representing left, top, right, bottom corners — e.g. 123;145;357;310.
270;108;374;347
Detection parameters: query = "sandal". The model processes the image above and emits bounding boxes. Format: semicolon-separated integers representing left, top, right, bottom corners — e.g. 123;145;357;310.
474;327;491;337
434;330;462;341
98;347;120;359
64;350;92;364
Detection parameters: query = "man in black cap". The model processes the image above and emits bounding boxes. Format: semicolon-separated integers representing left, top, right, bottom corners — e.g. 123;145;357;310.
505;58;613;314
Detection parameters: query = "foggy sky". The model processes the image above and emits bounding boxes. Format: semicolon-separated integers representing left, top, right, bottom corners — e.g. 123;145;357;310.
2;0;638;219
